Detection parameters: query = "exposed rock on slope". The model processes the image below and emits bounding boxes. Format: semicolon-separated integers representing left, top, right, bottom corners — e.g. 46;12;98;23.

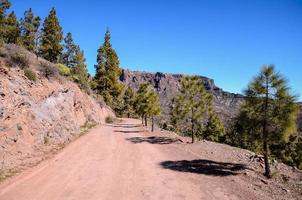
0;44;113;177
120;69;244;125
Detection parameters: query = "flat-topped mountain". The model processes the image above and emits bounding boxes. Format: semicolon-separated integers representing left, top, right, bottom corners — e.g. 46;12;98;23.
120;69;244;125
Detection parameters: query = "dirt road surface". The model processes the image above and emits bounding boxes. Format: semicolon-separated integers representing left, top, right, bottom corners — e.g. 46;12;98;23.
0;119;270;200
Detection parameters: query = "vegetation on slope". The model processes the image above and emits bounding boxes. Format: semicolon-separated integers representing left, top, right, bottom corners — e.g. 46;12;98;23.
1;0;301;179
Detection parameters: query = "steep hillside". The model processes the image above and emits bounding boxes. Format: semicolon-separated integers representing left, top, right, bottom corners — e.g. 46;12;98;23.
0;44;114;179
120;69;244;125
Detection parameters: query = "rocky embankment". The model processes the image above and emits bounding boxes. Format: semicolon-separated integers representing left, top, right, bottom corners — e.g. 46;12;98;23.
120;69;244;125
0;44;114;178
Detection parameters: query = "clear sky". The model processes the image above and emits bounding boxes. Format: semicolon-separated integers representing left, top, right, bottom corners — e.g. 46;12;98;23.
9;0;302;99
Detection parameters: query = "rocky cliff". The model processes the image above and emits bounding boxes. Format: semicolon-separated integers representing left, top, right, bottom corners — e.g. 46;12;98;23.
0;44;114;177
120;69;244;125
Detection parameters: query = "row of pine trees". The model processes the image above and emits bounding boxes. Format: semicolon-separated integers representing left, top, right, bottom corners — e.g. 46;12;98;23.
1;0;301;178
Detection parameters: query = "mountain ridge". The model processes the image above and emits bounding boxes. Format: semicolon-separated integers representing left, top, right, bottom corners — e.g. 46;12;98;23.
120;68;302;135
120;68;245;126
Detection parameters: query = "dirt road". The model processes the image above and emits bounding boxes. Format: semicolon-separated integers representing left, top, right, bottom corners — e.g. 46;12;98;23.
0;119;266;200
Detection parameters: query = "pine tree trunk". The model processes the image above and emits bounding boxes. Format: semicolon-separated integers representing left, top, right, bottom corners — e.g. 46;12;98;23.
127;112;130;118
151;116;154;132
141;115;144;125
263;75;272;178
145;116;147;126
191;109;195;143
263;139;271;178
191;121;195;143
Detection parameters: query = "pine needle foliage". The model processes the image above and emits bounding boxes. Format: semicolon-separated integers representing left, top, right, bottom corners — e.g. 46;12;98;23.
5;11;20;44
60;32;78;67
123;87;136;118
203;111;225;142
40;8;63;63
20;8;40;52
0;0;11;44
171;76;212;143
71;46;89;90
238;65;298;177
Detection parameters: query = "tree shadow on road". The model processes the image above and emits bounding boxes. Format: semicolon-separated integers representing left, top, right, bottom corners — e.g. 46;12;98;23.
115;130;144;134
126;136;182;145
160;159;247;176
112;124;142;128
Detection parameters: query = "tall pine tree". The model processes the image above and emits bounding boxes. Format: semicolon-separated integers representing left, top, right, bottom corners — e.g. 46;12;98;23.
40;7;63;63
94;29;123;107
20;8;40;52
5;11;20;44
242;65;298;178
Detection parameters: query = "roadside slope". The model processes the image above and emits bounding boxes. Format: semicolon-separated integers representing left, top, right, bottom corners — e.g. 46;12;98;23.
0;44;114;180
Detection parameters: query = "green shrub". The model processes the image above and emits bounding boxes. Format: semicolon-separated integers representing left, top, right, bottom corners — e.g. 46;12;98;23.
24;68;37;81
105;116;115;124
11;52;29;69
56;63;71;76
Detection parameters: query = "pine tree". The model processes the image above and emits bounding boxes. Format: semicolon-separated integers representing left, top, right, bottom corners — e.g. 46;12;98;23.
61;32;78;67
71;46;89;89
147;90;161;132
94;29;123;107
123;87;135;118
0;0;11;44
40;7;63;63
171;76;212;143
5;11;20;44
242;65;298;178
20;8;40;52
203;112;225;142
135;83;151;125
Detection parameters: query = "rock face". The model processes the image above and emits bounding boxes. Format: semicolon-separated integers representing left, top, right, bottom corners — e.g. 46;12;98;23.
0;44;114;174
120;69;244;125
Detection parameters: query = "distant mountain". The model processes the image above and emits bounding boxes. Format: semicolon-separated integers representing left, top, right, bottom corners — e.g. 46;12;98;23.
120;69;244;126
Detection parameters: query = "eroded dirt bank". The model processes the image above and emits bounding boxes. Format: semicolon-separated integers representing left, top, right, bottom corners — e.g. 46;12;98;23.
0;46;114;179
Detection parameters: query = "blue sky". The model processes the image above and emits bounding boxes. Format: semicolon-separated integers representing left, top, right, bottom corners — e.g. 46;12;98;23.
9;0;302;99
